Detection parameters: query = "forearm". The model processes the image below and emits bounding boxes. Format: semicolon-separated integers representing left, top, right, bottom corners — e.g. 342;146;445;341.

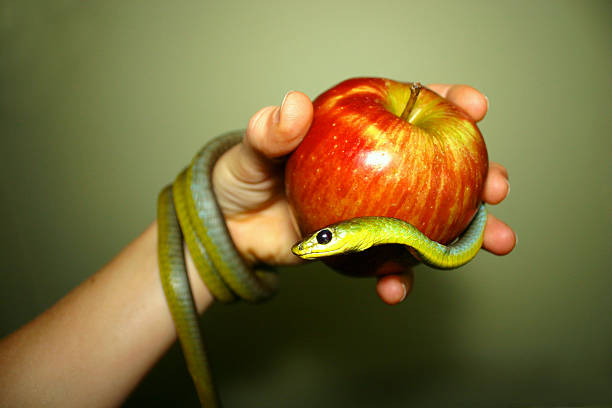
0;222;213;408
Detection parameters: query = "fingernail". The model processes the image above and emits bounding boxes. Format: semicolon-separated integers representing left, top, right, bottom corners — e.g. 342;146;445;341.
281;90;293;110
274;91;293;124
484;94;489;110
399;283;407;303
505;178;511;196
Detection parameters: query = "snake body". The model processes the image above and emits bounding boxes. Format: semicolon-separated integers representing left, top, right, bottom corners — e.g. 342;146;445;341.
157;132;487;407
291;203;487;269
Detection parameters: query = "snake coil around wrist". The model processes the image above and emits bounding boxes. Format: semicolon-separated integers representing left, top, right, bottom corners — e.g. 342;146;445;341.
157;130;278;407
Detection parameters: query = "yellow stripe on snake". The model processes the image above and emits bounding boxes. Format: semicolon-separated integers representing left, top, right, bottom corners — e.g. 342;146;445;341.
157;130;486;407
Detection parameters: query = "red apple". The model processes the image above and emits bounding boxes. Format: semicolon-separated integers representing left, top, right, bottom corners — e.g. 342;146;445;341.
285;77;488;275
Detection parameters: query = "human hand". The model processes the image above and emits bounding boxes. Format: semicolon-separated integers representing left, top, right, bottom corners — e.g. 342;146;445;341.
212;85;516;305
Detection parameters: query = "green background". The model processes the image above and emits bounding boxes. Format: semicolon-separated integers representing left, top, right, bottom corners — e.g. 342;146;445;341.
1;1;611;407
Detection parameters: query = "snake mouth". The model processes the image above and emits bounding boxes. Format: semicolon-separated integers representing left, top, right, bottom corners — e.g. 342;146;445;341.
291;243;303;256
291;243;343;260
292;243;320;259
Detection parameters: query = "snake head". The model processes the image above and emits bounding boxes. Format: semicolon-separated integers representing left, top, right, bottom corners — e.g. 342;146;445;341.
291;219;373;260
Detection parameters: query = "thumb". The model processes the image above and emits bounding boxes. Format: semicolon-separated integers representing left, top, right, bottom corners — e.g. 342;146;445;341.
245;91;313;166
212;91;312;214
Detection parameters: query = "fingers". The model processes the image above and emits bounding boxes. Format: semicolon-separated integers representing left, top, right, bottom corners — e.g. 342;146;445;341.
483;213;516;255
480;161;516;254
376;160;514;304
427;84;488;122
483;162;510;205
375;212;516;305
376;271;414;305
375;84;505;304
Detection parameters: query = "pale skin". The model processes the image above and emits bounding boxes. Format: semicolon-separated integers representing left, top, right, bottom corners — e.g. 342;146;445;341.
0;84;515;407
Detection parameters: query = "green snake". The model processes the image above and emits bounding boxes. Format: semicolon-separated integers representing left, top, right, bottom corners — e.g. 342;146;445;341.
157;131;487;407
291;203;487;269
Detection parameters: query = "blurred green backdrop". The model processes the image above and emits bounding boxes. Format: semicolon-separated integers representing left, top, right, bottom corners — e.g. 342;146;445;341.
1;1;611;407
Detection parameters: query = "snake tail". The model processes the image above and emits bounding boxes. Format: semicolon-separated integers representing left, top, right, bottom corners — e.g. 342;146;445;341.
157;186;219;406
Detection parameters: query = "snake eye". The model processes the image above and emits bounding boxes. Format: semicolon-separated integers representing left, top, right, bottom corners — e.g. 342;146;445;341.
316;229;333;245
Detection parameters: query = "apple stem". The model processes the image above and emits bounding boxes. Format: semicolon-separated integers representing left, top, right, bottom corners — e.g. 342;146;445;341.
400;82;422;122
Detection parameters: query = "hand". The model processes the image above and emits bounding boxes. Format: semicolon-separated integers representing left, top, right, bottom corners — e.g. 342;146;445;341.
212;86;516;304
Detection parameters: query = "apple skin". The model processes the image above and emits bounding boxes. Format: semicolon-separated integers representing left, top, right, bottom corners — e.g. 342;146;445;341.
284;77;488;276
